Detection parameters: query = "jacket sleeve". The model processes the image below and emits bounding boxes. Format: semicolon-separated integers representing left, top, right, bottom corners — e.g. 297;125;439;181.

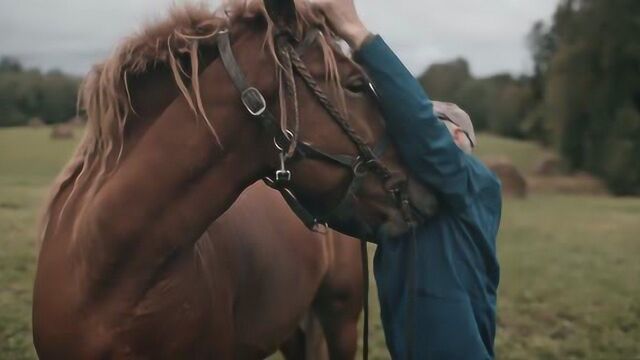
355;35;482;210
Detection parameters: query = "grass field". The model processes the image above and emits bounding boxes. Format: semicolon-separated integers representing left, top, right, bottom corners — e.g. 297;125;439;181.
1;128;639;359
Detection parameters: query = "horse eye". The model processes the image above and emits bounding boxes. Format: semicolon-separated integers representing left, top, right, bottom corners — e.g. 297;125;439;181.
344;77;367;93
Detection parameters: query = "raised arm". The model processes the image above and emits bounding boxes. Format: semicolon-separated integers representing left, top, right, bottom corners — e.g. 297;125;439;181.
313;0;480;210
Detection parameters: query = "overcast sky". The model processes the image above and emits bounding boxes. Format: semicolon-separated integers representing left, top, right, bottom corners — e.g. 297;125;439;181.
0;0;559;77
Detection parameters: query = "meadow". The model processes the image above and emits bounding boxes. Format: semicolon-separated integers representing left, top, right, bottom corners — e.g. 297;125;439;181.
1;127;639;359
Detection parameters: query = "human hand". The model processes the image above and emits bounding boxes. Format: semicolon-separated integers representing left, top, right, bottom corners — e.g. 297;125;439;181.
310;0;371;49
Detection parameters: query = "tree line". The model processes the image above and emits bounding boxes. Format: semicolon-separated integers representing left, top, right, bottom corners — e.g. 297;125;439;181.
419;0;640;195
0;57;80;127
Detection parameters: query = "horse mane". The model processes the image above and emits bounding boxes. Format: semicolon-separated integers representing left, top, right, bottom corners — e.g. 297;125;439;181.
39;0;344;243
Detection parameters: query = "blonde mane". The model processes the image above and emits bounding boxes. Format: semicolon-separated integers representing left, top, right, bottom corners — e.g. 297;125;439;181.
39;1;345;242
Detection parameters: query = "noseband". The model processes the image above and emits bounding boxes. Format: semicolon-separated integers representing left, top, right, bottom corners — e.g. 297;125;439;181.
217;28;417;238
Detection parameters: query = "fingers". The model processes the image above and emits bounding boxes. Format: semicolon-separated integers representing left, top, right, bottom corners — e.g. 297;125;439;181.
305;0;368;48
308;0;339;14
308;0;337;29
308;0;324;14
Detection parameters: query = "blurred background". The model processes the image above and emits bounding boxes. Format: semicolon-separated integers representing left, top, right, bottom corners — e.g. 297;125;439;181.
1;0;638;358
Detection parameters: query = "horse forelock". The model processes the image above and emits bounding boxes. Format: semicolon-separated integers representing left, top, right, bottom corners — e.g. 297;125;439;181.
40;0;346;244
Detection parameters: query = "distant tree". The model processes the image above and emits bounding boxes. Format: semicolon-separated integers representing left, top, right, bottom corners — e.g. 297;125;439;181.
39;73;79;124
455;79;492;130
524;21;556;143
419;60;534;137
419;58;472;102
527;21;556;85
0;57;22;73
542;0;640;194
491;78;535;138
0;57;80;127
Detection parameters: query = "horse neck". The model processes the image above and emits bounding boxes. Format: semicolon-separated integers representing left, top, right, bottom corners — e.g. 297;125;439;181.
54;28;277;298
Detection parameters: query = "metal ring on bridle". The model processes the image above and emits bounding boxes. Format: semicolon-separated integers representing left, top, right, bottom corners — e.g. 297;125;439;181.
353;159;369;176
273;129;295;151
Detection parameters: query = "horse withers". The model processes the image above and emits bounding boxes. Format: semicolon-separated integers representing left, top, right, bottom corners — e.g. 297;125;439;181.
33;0;437;358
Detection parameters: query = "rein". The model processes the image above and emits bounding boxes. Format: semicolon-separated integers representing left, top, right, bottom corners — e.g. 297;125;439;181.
217;27;419;360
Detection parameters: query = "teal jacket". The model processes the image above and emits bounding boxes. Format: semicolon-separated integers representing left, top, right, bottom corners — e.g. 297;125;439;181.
356;36;502;359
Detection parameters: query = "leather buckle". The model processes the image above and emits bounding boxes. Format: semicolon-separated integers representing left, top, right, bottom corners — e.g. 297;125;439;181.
276;169;292;182
276;152;292;183
241;87;267;116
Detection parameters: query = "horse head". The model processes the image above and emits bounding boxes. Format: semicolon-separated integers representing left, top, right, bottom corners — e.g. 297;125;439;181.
108;0;437;242
251;0;438;239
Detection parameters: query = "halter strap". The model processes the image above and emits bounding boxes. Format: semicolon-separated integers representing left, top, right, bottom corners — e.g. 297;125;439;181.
218;30;293;150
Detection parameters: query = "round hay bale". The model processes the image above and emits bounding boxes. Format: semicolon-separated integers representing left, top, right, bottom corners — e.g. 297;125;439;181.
51;124;75;140
533;153;564;176
28;117;45;127
484;157;528;198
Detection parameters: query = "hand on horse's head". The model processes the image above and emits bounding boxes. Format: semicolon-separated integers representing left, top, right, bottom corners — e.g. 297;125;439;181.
309;0;371;49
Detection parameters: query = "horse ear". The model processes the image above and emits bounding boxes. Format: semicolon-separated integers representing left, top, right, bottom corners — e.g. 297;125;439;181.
264;0;299;29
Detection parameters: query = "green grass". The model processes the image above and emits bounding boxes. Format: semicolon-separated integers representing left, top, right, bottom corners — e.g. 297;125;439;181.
494;195;640;359
0;127;79;186
0;127;79;359
2;128;639;359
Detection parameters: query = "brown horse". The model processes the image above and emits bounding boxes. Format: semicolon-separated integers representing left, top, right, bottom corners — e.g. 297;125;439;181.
33;1;436;358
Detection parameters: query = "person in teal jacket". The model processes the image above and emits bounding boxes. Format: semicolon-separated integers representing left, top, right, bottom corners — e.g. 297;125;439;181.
313;1;503;359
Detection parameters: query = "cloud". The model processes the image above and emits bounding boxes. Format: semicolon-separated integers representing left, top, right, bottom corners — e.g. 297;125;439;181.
0;0;558;76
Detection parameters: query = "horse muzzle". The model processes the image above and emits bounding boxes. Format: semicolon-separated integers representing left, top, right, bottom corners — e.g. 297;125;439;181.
371;177;438;241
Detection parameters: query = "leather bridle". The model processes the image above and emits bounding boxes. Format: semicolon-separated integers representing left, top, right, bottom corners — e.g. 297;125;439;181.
218;28;419;238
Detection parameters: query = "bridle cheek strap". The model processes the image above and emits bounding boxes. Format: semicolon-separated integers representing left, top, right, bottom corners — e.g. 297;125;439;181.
218;30;291;146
